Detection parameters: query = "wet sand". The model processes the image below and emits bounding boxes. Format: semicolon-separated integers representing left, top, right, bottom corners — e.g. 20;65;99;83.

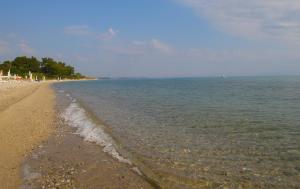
0;82;56;188
22;114;154;189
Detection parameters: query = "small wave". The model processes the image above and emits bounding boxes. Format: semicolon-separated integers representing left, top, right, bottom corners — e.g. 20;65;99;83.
61;99;132;165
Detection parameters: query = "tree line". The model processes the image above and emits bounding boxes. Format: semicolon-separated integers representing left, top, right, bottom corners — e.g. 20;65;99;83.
0;56;85;79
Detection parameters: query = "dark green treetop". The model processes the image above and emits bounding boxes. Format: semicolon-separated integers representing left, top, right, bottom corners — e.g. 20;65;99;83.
0;56;85;79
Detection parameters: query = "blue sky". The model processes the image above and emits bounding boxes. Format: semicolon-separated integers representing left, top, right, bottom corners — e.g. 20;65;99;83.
0;0;300;77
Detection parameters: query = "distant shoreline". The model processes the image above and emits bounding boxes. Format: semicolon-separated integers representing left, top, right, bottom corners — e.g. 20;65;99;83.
0;77;97;84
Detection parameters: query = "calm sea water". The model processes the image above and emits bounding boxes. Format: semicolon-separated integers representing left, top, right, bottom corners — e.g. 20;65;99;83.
54;77;300;188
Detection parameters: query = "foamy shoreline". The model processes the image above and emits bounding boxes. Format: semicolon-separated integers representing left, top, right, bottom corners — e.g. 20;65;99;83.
0;80;154;189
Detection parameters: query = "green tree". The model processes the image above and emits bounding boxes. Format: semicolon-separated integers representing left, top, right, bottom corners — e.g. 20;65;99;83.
0;56;85;79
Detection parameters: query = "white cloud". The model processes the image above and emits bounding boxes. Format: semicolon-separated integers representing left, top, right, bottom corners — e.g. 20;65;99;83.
0;34;37;58
64;25;118;41
102;39;174;56
108;28;116;37
178;0;300;42
7;33;18;40
184;47;300;65
97;28;117;40
64;25;91;36
103;45;145;56
18;41;35;55
150;39;173;54
132;40;146;46
0;40;11;55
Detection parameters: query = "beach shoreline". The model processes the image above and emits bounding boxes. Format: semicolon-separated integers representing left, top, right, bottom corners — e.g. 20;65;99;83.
21;113;154;189
0;81;154;189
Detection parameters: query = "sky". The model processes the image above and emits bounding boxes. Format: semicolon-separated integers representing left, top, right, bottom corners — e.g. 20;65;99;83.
0;0;300;77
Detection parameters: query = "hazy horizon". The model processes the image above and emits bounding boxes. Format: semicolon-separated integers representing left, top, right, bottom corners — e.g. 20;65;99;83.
1;0;300;77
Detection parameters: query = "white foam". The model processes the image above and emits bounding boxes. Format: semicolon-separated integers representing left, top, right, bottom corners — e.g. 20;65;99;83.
61;100;132;165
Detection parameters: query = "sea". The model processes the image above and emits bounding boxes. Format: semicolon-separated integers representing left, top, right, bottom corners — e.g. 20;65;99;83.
53;77;300;189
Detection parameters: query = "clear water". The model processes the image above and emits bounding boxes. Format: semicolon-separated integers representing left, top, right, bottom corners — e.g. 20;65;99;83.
54;77;300;188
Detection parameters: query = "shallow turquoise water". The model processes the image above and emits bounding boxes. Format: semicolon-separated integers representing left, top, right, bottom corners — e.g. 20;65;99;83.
54;77;300;188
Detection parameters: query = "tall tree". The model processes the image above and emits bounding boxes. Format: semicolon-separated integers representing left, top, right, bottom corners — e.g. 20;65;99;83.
0;56;84;79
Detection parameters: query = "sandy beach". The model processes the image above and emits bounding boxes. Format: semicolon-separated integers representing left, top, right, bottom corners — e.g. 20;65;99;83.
0;82;56;188
0;81;154;189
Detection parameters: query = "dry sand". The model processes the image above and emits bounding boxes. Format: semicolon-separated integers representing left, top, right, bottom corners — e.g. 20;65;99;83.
0;82;56;188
